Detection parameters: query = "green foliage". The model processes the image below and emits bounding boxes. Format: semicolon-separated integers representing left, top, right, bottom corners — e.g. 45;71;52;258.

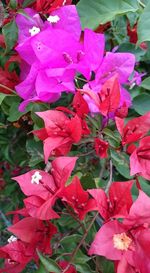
37;251;61;273
133;93;150;115
26;139;44;167
2;20;18;53
140;76;150;90
137;0;150;44
77;0;139;29
22;0;36;8
9;0;17;9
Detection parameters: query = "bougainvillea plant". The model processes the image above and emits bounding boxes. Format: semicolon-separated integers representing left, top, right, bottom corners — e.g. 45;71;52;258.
0;0;150;272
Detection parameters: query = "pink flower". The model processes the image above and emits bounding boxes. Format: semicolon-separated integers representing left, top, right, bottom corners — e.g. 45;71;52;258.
33;110;82;162
89;190;150;273
13;157;77;220
130;136;150;180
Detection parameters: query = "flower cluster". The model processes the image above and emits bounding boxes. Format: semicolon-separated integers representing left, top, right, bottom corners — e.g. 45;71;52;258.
15;5;139;113
1;2;150;273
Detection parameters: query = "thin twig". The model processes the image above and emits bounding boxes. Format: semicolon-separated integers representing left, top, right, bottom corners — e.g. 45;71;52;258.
75;150;94;157
44;161;51;172
0;84;17;95
75;76;88;83
0;210;11;227
105;160;113;194
62;212;99;273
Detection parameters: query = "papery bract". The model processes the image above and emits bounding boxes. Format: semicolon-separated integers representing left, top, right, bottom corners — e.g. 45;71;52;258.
59;176;97;220
88;181;133;221
82;75;121;117
130;136;150;180
115;111;150;145
8;217;57;255
124;190;150;226
34;0;72;14
13;157;77;219
94;138;109;158
33;110;82;162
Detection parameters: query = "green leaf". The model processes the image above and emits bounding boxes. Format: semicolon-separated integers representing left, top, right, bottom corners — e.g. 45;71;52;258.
137;1;150;44
137;176;150;196
117;42;146;61
76;263;95;273
26;139;44;166
60;234;82;252
111;150;132;179
22;0;36;8
35;263;48;273
133;94;150;115
37;251;61;273
2;20;18;53
9;0;17;9
77;0;139;29
140;77;150;90
0;93;7;105
74;250;91;264
7;102;26;122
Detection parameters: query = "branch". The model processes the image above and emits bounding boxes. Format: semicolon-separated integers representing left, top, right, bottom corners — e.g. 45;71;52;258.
105;160;113;194
44;161;51;172
62;212;99;273
0;84;17;95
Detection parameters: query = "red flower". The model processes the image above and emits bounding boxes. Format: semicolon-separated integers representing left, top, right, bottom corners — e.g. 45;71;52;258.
0;217;56;273
88;180;134;221
59;176;97;220
13;157;77;220
72;91;89;118
0;240;35;273
130;136;150;180
8;217;57;255
127;22;138;44
81;75;120;117
33;110;82;162
34;0;72;14
94;138;109;158
115;111;150;145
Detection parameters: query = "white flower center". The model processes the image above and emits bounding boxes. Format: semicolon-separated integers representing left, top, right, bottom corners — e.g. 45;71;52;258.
29;26;40;36
47;15;60;24
8;235;17;243
31;171;42;184
113;232;132;251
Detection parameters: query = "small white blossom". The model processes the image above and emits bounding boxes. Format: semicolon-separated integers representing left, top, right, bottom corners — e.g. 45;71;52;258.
47;15;60;24
29;26;40;36
31;171;42;184
8;235;17;243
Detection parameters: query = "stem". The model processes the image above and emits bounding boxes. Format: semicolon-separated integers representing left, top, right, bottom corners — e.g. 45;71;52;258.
62;212;99;273
99;159;107;180
105;160;113;193
63;203;87;233
0;84;17;95
75;76;88;83
0;210;11;227
138;0;145;8
75;150;94;157
44;161;51;172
